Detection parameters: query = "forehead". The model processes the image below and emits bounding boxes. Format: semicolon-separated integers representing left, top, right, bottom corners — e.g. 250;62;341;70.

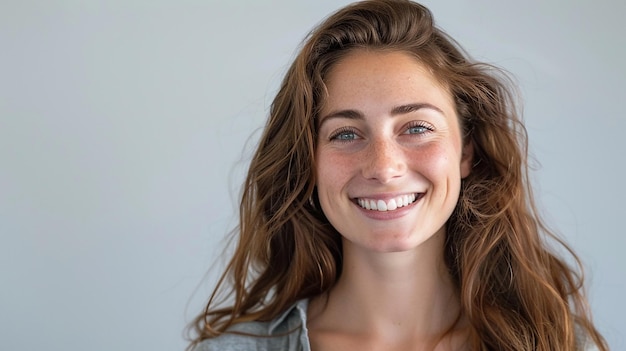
320;49;454;114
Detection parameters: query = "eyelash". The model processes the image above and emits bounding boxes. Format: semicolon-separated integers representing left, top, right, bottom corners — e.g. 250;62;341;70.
329;127;359;142
329;121;434;142
404;121;434;135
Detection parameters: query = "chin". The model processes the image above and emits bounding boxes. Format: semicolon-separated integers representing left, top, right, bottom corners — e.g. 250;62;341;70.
358;227;446;254
353;235;427;254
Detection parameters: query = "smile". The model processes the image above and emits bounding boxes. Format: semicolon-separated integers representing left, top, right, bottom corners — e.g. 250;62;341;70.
356;193;421;212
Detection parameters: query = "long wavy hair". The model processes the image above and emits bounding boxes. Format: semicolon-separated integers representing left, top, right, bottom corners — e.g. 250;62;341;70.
189;1;607;350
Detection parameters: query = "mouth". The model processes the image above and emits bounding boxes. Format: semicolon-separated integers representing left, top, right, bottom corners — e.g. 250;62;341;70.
355;193;423;212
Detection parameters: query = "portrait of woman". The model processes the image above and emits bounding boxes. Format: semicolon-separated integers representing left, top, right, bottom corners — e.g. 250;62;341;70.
2;0;622;349
188;0;609;350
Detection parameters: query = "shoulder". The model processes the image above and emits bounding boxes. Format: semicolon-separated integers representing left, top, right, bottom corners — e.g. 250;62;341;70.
193;320;273;351
578;336;601;351
576;324;601;351
193;299;311;351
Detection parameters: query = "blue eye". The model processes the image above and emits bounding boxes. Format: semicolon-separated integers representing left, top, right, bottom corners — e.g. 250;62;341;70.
407;126;427;134
330;128;359;142
336;132;357;140
404;122;433;135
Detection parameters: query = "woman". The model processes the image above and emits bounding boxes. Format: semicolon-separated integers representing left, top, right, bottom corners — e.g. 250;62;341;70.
189;1;607;350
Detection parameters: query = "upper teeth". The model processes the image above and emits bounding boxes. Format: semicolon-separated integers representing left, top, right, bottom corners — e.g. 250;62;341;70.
357;194;417;212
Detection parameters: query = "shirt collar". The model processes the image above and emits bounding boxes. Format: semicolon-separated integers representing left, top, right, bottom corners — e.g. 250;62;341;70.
268;298;309;334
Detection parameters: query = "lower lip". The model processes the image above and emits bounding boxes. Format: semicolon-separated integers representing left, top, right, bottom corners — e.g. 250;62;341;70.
355;196;421;220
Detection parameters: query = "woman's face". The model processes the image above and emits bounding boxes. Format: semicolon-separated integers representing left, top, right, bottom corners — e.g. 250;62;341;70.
315;50;472;253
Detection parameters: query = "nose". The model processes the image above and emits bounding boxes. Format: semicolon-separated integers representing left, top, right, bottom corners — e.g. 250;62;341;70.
361;138;407;183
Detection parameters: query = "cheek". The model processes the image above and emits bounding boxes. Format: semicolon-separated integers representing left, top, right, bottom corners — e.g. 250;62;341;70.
316;152;346;190
408;143;461;180
410;143;458;170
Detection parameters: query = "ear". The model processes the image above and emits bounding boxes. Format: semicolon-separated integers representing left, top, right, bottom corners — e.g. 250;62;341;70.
460;139;474;179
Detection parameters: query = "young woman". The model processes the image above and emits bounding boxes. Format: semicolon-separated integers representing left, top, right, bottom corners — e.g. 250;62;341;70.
189;1;607;350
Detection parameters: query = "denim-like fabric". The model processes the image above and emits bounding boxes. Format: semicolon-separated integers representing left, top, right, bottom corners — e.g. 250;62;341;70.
195;299;311;351
195;298;600;351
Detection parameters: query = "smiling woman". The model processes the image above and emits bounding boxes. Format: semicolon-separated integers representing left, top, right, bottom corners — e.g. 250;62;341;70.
188;1;608;350
315;50;471;254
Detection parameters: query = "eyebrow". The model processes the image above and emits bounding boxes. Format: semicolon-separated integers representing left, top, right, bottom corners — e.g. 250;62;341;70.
318;103;444;126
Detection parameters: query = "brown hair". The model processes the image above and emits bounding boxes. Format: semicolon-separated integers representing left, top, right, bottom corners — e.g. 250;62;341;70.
189;1;607;350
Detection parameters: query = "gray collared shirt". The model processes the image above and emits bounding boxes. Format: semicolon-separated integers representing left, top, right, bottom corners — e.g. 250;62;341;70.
194;299;311;351
194;298;599;351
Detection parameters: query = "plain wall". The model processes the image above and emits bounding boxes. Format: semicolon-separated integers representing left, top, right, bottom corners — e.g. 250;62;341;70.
1;0;623;349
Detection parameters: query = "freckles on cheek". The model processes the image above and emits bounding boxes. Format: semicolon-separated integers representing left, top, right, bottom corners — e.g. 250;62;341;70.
413;144;454;174
317;152;344;186
320;156;346;183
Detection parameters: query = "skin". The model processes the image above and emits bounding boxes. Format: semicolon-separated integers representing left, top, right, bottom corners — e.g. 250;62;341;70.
308;49;473;350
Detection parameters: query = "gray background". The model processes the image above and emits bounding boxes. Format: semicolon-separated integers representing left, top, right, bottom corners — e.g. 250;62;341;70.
1;0;623;349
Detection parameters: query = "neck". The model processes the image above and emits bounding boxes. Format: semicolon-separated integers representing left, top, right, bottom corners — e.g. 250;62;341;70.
309;229;463;343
